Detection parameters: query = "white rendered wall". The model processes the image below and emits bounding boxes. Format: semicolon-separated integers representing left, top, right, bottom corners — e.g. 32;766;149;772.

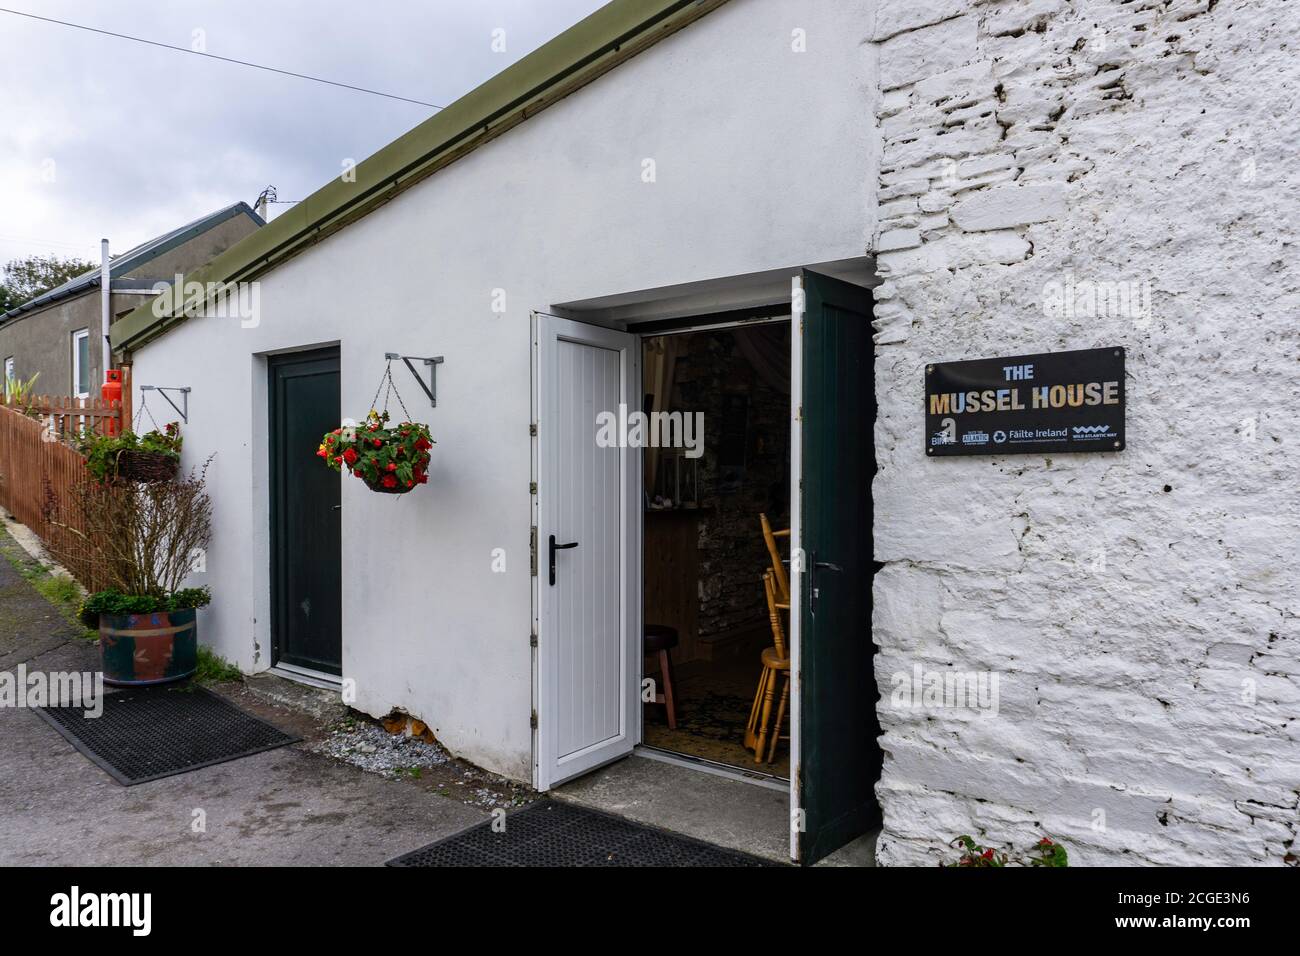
870;0;1300;865
129;0;878;782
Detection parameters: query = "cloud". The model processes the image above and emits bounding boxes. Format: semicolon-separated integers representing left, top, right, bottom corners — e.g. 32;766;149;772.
0;0;606;264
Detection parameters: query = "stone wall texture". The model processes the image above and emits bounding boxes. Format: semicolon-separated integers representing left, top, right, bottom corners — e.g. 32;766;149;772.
868;0;1300;865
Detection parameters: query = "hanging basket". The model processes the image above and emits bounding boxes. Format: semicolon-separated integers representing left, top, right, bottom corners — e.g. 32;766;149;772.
113;449;180;483
364;475;418;495
317;360;434;495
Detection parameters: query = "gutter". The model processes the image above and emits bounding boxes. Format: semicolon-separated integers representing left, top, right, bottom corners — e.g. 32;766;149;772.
111;0;732;355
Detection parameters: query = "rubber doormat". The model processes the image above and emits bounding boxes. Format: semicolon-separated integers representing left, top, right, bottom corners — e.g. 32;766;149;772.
388;800;781;867
37;684;299;786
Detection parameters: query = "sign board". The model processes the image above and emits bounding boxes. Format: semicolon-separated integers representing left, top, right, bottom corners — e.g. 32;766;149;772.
926;347;1125;456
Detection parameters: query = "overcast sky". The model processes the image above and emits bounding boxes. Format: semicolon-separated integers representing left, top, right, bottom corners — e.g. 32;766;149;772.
0;0;607;267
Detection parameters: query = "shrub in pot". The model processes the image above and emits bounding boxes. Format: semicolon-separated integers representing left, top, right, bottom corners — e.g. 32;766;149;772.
52;461;214;685
79;587;211;685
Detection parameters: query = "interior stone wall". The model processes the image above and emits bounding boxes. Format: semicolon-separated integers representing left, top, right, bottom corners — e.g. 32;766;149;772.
669;325;791;640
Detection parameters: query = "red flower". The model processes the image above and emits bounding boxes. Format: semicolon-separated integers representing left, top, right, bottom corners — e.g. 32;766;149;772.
416;473;429;484
372;438;382;448
343;448;358;465
316;448;328;459
1038;838;1053;846
415;437;432;451
405;480;413;488
386;462;397;471
982;848;994;860
333;456;343;465
381;474;397;488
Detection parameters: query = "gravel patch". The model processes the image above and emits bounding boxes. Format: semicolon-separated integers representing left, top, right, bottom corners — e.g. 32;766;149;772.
310;721;450;778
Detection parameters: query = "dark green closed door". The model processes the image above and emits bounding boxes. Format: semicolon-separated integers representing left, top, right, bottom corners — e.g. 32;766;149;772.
797;270;882;865
269;348;342;675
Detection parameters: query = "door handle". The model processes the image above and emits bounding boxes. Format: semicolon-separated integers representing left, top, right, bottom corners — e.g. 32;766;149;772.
548;534;579;586
807;552;842;613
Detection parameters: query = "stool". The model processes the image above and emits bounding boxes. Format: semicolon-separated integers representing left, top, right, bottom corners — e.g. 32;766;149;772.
644;624;679;730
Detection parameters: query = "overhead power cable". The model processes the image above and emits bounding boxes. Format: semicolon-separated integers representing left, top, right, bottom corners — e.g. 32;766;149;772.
0;7;445;109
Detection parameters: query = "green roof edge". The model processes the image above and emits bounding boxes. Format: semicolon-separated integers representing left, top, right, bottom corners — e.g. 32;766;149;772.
112;0;729;354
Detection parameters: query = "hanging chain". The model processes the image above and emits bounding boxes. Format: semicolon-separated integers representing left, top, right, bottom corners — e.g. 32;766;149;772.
388;367;412;422
133;392;160;433
366;359;412;423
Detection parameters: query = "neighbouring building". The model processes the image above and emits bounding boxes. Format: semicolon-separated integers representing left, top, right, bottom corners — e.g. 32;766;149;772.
0;203;263;399
109;0;1299;866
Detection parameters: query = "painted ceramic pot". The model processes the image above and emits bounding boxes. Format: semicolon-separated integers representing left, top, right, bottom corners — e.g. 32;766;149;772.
98;608;198;686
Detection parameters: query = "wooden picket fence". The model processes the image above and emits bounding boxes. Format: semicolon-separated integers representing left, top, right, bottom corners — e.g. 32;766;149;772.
0;396;121;591
1;394;123;438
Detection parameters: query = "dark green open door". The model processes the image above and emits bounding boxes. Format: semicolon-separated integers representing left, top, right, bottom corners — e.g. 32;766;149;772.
796;270;881;865
269;348;343;676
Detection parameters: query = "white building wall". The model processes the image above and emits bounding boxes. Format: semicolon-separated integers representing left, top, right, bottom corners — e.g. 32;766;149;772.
870;0;1300;864
130;0;878;782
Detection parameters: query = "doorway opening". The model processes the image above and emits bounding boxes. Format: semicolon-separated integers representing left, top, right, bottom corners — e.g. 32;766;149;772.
639;317;793;779
538;265;881;863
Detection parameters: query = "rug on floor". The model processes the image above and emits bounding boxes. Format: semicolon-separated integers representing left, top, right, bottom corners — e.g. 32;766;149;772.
388;800;781;867
37;683;299;786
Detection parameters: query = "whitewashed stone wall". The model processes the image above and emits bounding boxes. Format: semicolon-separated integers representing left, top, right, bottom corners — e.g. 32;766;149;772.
869;0;1300;865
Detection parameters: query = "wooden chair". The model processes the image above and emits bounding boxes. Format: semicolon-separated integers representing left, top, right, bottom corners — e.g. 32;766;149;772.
744;570;790;765
759;512;791;603
644;624;679;730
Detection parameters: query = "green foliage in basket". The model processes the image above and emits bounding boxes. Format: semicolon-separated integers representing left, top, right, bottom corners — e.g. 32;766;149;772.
79;422;182;480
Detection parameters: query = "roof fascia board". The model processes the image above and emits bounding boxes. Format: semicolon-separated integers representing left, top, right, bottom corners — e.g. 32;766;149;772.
112;0;730;354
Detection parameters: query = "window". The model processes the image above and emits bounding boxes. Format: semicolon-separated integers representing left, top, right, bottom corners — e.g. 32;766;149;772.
72;329;90;398
3;356;13;399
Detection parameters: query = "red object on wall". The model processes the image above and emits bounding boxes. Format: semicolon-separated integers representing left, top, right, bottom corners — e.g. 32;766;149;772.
101;369;122;436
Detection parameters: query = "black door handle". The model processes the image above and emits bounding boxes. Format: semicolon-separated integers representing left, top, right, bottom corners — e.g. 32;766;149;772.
808;552;842;613
549;534;579;586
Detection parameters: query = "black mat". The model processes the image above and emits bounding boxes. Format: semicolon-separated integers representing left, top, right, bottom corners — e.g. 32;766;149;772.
388;800;780;867
36;684;299;786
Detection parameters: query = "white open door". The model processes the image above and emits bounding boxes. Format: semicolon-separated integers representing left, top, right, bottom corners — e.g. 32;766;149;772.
788;275;805;863
532;313;641;791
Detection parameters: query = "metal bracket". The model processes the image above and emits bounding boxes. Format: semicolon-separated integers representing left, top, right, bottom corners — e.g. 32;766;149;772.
139;385;191;423
385;352;444;407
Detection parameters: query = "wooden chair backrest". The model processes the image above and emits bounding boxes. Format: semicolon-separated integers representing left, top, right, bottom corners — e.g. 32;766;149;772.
763;569;787;660
759;512;790;603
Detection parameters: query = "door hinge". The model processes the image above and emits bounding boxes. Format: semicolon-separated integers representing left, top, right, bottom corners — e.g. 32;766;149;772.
529;481;537;495
530;710;538;729
529;631;538;648
529;423;537;436
529;526;538;576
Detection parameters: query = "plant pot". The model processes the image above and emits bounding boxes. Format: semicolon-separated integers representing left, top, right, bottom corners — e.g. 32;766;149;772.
98;608;198;686
114;450;179;483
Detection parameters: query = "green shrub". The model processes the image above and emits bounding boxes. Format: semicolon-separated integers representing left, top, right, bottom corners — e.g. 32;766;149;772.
78;586;212;627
